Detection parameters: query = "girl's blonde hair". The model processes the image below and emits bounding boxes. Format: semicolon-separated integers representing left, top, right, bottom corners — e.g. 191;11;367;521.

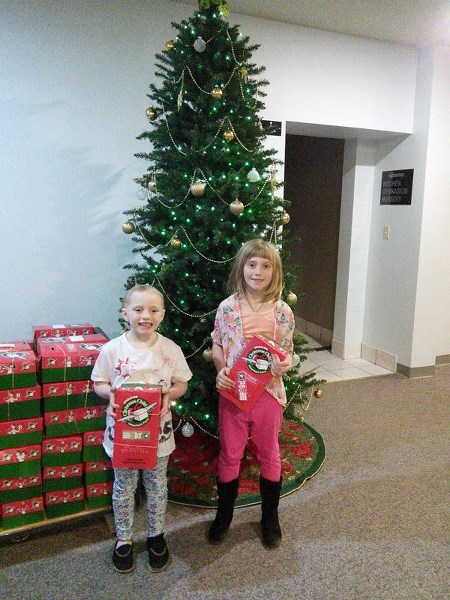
228;239;283;302
122;284;165;308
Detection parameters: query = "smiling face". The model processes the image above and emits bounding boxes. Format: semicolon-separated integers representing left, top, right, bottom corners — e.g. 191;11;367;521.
121;289;165;341
243;256;274;297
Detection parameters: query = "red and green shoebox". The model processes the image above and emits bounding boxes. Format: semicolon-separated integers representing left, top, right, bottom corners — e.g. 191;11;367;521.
0;444;42;503
33;323;96;340
0;385;41;422
0;342;37;391
41;435;82;467
0;417;43;450
44;487;85;518
44;406;106;438
84;460;113;485
38;335;107;383
42;463;83;492
82;430;109;462
85;481;113;509
42;380;106;413
1;496;45;530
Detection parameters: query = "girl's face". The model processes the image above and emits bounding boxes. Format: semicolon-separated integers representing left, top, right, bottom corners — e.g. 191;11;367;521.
243;255;273;295
121;291;165;338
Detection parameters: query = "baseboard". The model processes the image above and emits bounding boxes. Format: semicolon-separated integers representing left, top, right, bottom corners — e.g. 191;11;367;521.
396;363;435;378
436;354;450;366
296;318;332;348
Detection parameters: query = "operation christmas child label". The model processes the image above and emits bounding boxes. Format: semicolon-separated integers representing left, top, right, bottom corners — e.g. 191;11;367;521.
112;384;161;469
221;335;288;412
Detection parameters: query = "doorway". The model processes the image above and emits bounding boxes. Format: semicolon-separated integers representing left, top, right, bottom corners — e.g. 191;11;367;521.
284;134;344;346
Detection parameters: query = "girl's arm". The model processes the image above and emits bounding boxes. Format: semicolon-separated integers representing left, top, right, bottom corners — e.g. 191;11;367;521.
161;379;188;418
212;342;234;390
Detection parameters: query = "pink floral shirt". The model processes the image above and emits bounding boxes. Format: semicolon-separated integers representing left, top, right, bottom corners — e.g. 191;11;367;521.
211;293;295;406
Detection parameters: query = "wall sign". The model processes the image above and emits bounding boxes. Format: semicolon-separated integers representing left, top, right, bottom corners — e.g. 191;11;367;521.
380;169;414;205
261;120;282;136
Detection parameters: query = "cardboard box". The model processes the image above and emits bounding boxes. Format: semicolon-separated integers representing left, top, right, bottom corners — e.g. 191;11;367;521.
82;430;109;462
33;324;95;339
38;336;107;383
0;343;37;390
0;385;41;422
84;460;113;485
0;472;42;503
0;417;43;450
85;481;113;509
44;406;106;438
112;385;161;469
42;380;106;413
0;444;41;479
221;335;288;412
35;334;107;354
44;487;85;518
1;496;45;530
42;463;83;492
41;435;82;466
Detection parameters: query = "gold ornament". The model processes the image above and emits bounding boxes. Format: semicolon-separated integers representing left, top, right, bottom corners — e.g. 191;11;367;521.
202;348;213;362
211;86;223;99
190;181;206;196
286;292;298;306
170;237;182;248
229;199;244;215
146;106;155;121
240;66;248;82
314;389;324;399
280;211;291;225
166;39;175;50
223;128;234;142
122;221;135;234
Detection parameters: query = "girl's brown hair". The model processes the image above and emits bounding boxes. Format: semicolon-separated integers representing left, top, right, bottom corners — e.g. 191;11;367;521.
228;239;283;302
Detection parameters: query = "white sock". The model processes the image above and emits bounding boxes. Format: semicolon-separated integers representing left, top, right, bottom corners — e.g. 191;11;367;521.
116;539;132;548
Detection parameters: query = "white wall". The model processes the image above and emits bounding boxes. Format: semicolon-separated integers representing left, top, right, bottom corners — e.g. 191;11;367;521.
0;0;422;345
362;44;450;368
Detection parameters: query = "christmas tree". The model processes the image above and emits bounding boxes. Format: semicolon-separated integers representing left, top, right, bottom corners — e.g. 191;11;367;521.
122;0;321;438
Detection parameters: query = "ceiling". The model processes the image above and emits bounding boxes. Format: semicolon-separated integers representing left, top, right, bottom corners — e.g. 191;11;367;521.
174;0;450;48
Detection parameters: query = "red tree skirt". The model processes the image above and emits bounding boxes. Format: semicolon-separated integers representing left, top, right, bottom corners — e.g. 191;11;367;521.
167;419;325;508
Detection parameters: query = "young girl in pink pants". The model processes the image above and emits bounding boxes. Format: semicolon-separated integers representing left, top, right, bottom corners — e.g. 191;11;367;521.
210;239;294;548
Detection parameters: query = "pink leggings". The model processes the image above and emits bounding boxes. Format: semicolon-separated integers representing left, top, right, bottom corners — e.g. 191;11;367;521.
218;391;283;483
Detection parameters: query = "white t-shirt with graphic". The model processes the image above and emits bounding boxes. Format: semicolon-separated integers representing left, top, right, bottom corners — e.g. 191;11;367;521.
91;332;192;459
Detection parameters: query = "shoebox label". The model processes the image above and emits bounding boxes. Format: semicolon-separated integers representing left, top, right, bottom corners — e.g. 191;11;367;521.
0;345;37;390
0;417;43;450
112;385;161;469
220;335;288;412
0;385;41;422
41;435;82;466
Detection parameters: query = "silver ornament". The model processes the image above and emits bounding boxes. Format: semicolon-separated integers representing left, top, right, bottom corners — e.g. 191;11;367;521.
194;36;206;52
181;422;194;437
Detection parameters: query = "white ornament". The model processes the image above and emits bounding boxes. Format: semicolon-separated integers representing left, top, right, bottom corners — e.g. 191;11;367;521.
147;180;157;192
292;353;300;368
136;188;146;201
181;422;194;437
194;36;206;52
237;32;244;43
247;167;260;183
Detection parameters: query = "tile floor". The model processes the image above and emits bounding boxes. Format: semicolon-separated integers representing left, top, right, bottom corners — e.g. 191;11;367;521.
300;334;394;382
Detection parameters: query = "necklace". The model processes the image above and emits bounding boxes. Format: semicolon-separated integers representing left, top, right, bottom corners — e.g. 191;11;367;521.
245;296;266;313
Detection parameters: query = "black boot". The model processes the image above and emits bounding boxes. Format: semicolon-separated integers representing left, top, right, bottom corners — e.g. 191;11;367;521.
208;478;239;544
260;475;282;548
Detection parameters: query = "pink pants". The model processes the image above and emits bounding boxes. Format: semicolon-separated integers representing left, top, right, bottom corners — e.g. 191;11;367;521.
218;391;283;483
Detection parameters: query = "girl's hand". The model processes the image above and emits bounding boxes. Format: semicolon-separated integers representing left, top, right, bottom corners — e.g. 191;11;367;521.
216;367;234;390
107;386;118;418
271;354;292;377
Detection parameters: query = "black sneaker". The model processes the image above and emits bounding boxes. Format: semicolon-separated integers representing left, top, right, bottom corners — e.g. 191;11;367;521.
147;534;170;572
112;541;135;573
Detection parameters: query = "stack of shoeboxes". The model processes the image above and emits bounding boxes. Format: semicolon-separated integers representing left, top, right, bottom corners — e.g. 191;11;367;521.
0;324;113;532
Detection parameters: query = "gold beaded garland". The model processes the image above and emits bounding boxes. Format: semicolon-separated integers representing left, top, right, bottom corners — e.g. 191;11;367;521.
122;221;135;234
229;199;244;215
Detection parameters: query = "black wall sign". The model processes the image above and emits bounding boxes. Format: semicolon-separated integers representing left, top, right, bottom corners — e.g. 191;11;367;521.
380;169;414;205
261;120;282;136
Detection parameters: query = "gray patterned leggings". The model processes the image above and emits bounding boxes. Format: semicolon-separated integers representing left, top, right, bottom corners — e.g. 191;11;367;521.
112;455;169;540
